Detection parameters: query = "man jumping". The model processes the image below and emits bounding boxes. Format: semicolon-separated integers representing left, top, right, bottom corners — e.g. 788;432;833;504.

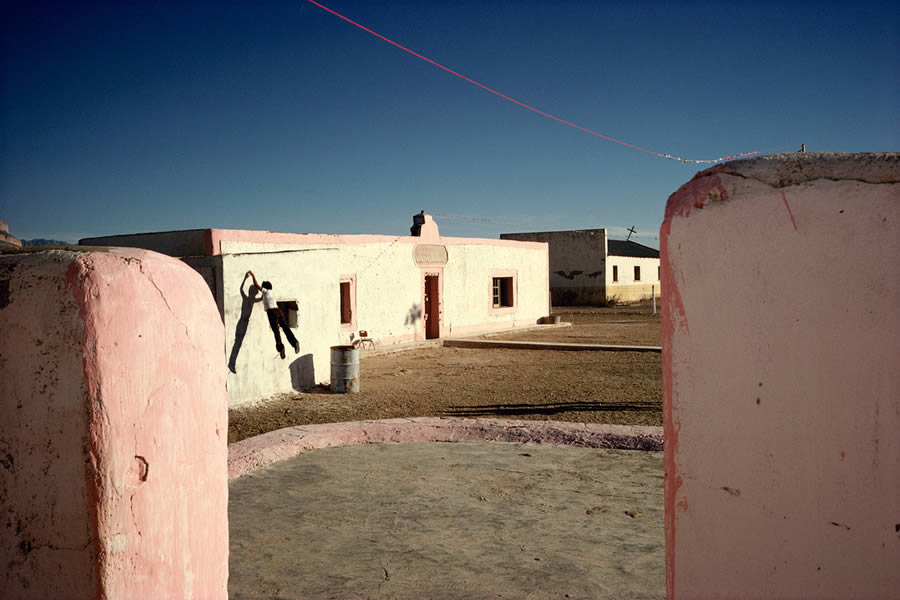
248;271;299;359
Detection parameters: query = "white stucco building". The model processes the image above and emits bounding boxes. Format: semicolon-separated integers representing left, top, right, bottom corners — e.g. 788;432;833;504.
500;228;660;305
82;213;549;407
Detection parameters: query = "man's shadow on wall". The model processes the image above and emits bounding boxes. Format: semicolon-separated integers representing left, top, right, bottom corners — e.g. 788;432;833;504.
228;274;317;388
228;274;259;374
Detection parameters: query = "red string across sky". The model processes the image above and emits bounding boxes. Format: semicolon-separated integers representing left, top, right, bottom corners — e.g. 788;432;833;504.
305;0;798;164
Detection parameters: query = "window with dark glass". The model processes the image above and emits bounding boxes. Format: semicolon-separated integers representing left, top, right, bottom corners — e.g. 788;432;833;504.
278;300;299;328
492;277;513;308
339;281;352;324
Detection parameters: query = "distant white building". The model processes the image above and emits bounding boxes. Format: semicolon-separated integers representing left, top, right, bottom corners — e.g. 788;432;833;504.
82;213;549;407
500;228;660;305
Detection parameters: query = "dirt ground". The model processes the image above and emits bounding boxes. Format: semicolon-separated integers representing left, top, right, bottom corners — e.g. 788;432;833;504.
229;303;662;443
229;442;664;599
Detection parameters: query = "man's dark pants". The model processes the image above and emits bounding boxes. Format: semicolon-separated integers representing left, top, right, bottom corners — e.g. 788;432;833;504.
266;309;298;353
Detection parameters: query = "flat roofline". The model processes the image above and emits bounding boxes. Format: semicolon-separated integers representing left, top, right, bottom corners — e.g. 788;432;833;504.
207;229;546;254
81;227;548;256
78;228;210;243
501;228;606;236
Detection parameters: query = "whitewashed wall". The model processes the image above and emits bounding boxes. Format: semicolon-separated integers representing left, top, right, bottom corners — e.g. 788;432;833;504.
222;249;342;406
606;255;661;302
219;235;548;407
441;242;549;337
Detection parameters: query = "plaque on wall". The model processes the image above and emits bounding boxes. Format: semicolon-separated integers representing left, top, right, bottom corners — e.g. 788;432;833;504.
414;244;448;265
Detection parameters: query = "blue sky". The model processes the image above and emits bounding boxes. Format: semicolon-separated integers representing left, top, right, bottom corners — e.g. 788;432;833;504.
3;0;898;246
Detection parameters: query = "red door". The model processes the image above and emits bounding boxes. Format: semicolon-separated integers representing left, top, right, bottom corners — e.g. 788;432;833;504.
424;274;440;339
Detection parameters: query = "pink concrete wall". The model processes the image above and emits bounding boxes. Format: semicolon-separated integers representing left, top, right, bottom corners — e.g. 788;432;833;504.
662;153;899;598
1;248;228;598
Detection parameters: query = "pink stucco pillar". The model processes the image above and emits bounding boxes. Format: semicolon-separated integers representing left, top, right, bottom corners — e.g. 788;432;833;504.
662;153;899;598
1;248;228;599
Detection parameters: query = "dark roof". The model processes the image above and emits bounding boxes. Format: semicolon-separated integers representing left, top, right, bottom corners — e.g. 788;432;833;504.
607;240;659;258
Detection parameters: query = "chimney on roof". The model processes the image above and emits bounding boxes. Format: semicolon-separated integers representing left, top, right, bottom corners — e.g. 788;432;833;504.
410;210;427;236
409;211;440;240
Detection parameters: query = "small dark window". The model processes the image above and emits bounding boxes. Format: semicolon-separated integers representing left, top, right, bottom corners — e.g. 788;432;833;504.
339;281;352;324
612;265;618;282
634;266;641;281
658;266;661;281
277;300;298;328
492;277;513;308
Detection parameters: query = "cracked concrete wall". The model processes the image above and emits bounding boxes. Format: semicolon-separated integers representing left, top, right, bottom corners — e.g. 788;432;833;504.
0;248;228;599
662;153;900;598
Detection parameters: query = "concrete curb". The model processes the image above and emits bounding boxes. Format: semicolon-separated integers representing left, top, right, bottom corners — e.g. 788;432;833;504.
228;417;663;480
442;339;662;352
355;322;574;358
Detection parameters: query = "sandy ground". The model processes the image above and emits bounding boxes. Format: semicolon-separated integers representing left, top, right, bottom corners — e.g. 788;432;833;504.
229;305;662;443
229;441;664;600
476;306;661;347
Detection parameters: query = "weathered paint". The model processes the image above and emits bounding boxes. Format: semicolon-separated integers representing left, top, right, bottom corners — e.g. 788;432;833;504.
0;248;228;599
329;345;360;393
662;152;900;598
228;418;664;480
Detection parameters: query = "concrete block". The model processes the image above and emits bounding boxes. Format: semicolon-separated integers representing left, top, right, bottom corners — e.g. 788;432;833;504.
1;248;228;599
662;153;900;598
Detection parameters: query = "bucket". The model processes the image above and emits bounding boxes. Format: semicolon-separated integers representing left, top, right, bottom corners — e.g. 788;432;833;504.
330;345;360;394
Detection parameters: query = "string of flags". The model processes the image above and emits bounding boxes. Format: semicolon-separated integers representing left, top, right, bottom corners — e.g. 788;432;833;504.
430;213;660;241
430;213;496;223
306;0;800;165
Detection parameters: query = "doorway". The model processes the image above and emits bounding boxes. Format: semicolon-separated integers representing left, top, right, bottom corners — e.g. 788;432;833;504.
424;273;440;339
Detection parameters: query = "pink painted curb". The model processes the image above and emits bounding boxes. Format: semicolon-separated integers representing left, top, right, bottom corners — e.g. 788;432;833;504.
228;417;663;480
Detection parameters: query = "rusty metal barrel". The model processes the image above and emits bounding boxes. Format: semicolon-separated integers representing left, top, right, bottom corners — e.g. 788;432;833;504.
330;345;359;394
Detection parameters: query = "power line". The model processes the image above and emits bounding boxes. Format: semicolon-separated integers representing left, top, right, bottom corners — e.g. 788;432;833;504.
306;0;799;164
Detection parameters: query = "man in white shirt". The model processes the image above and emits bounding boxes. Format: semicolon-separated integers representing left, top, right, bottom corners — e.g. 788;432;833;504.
248;271;300;359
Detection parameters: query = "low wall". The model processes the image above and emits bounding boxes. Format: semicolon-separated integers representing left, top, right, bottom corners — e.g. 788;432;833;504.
606;282;659;304
80;229;211;257
0;248;228;598
662;153;899;598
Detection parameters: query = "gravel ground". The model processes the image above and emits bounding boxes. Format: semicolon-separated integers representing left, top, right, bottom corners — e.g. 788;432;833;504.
229;305;662;443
